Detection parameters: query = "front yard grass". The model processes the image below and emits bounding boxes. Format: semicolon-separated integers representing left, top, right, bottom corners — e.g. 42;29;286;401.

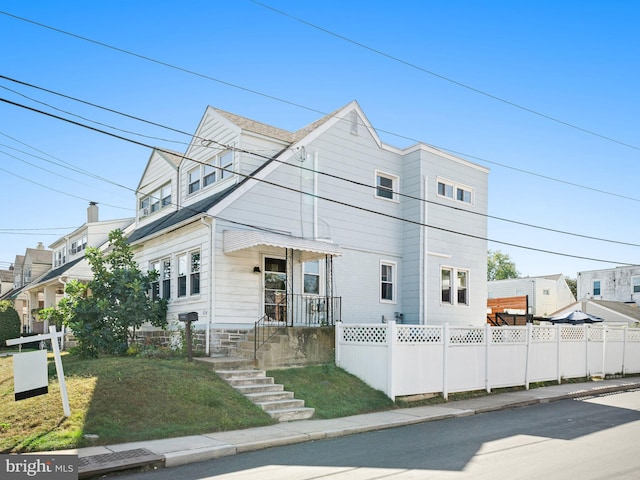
0;353;274;452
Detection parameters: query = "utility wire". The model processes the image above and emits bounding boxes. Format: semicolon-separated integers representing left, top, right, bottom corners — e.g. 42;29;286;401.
251;0;640;153
0;15;638;203
3;75;638;248
1;95;635;267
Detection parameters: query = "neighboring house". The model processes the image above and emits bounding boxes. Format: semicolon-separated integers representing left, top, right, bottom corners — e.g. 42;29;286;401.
577;265;640;305
127;100;489;354
20;202;134;333
488;274;576;317
8;245;52;333
550;300;640;327
0;254;27;329
0;268;12;298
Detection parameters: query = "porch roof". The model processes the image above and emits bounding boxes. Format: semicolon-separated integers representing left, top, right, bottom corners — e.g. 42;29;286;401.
223;230;342;260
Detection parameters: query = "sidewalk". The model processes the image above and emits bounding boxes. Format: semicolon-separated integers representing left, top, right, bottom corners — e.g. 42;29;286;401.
73;377;640;478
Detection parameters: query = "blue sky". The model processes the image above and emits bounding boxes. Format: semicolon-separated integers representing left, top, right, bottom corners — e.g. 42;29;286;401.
0;0;638;279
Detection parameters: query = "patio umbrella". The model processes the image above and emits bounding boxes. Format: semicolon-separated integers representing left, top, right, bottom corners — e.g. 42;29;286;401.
548;310;604;325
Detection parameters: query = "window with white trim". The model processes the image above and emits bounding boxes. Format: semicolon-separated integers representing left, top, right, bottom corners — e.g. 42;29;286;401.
187;151;234;196
54;247;67;268
140;182;172;218
441;266;470;306
593;280;601;296
375;171;398;201
150;260;161;301
437;178;473;205
380;261;396;302
303;260;320;295
162;259;171;300
175;251;201;297
633;276;640;294
190;252;201;295
70;235;87;255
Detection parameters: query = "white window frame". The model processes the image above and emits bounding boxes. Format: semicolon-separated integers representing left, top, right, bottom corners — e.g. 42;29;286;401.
593;279;601;296
437;177;474;205
303;260;322;295
187;151;235;196
54;247;67;268
441;266;470;306
140;182;172;218
380;260;396;304
632;276;640;294
374;170;399;202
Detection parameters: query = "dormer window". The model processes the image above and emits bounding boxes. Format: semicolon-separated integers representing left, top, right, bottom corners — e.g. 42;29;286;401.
187;151;235;196
140;183;172;218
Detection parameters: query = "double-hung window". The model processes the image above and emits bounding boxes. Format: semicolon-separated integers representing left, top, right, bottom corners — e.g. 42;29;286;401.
162;259;171;300
150;260;161;301
140;183;172;217
375;171;398;201
437;178;473;205
593;280;601;296
633;277;640;294
303;260;320;295
188;168;200;194
441;267;470;306
380;261;396;303
190;252;201;295
175;251;201;297
187;151;234;196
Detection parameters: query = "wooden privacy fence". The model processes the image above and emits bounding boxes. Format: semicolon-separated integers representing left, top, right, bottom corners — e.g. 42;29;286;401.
335;322;640;400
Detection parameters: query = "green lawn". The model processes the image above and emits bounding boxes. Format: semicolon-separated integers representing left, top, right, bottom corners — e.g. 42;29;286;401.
0;353;397;453
0;353;274;452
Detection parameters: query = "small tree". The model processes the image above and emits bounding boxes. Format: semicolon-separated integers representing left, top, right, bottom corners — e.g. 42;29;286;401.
0;300;21;347
565;277;577;299
64;229;168;357
487;250;520;281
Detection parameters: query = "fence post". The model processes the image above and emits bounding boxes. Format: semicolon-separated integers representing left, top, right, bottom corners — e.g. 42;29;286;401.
485;323;491;394
524;323;532;390
443;323;450;401
622;325;627;375
602;325;607;377
334;322;342;367
585;324;590;378
388;320;396;400
556;324;562;384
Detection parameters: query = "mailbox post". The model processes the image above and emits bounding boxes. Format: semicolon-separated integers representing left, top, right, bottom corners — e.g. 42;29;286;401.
178;312;198;361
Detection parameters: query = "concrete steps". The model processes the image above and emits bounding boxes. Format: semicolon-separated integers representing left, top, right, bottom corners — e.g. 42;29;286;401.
215;369;314;422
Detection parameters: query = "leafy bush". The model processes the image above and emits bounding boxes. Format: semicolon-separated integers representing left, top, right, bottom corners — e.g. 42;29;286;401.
0;301;21;348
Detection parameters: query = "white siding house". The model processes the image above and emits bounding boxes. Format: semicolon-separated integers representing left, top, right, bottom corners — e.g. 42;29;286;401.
127;102;489;351
578;265;640;305
488;274;576;317
19;203;133;333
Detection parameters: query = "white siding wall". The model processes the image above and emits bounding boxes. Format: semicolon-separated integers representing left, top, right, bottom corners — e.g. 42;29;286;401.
134;221;211;327
578;266;640;305
137;152;178;227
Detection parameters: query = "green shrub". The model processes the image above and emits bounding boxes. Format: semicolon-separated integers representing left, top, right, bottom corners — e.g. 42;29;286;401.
0;301;21;348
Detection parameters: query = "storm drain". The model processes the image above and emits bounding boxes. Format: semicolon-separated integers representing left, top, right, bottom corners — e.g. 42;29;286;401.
79;448;164;478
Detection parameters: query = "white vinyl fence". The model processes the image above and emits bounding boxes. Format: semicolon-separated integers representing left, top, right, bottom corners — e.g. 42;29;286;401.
335;322;640;400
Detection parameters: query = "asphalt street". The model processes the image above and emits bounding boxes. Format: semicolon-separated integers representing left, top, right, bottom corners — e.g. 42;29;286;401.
105;389;640;480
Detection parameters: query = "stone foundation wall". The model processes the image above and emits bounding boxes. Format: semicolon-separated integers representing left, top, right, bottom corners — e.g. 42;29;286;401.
208;328;252;356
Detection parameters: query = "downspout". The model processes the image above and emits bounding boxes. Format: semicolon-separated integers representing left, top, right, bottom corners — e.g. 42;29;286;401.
200;216;214;356
313;151;319;239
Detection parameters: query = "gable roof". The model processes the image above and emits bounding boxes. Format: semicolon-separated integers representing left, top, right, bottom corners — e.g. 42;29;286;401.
590;300;640;323
27;256;87;288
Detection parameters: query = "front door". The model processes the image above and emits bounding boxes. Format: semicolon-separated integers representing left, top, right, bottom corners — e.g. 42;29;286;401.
264;257;287;323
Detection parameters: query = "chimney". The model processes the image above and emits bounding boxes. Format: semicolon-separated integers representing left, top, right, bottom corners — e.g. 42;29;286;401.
37;242;44;249
88;202;99;223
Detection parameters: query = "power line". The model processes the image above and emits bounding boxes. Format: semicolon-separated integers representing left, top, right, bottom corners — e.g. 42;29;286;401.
1;95;635;267
3;76;638;248
1;16;638;205
251;0;640;153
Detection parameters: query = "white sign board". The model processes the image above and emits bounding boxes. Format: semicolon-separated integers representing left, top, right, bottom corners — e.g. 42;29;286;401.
13;349;49;400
